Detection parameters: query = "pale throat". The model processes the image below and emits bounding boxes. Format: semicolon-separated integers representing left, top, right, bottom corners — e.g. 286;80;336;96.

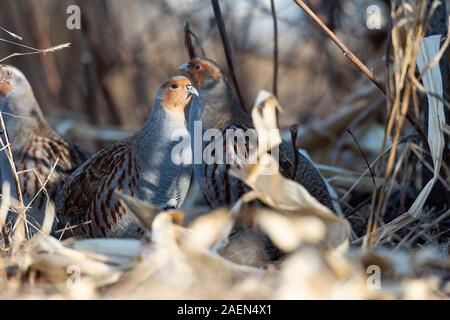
166;107;186;123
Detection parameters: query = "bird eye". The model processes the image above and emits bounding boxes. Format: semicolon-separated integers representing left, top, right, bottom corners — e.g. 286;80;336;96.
194;64;202;71
170;83;178;89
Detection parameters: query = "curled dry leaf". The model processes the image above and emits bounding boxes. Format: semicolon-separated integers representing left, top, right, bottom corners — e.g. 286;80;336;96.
116;191;162;230
275;246;367;299
251;90;283;155
28;236;125;287
255;210;326;252
231;90;350;250
39;201;55;236
188;209;233;250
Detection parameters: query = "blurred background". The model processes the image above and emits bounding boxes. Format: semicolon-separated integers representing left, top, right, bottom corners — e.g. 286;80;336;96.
0;0;390;160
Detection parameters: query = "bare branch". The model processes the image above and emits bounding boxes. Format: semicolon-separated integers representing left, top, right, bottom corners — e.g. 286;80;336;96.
292;0;386;95
211;0;245;109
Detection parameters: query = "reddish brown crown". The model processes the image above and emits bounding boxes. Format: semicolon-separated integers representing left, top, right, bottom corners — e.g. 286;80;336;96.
185;58;221;87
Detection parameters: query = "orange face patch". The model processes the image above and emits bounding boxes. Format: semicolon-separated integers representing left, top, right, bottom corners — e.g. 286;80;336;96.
161;76;193;115
186;58;221;87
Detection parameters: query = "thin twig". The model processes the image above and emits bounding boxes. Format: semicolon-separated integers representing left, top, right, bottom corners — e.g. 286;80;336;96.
23;158;59;214
346;129;376;188
184;23;206;58
0;37;41;52
332;96;384;164
0;26;22;41
0;112;28;242
210;0;245;109
0;38;70;63
270;0;279;97
292;0;386;94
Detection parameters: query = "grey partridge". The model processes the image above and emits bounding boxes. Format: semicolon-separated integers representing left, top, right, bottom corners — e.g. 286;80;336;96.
179;57;334;210
57;76;197;239
0;65;90;235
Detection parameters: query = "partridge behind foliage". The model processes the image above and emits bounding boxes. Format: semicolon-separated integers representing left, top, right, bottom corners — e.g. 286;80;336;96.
57;76;197;238
179;57;333;210
0;65;90;234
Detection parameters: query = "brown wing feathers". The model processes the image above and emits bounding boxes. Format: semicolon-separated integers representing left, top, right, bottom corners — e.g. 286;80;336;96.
59;142;140;238
16;132;89;212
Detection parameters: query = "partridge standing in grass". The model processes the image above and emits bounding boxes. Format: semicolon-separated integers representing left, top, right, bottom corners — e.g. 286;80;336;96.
57;76;197;238
0;65;90;235
179;57;334;210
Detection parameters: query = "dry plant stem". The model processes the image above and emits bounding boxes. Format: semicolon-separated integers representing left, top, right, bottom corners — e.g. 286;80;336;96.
292;0;386;94
0;37;70;63
368;1;445;246
293;0;432;247
292;0;427;146
367;74;414;246
346;129;376;187
210;0;245;109
379;142;412;225
184;23;196;60
0;26;22;40
0;113;28;242
270;0;279;97
184;24;206;58
386;82;413;178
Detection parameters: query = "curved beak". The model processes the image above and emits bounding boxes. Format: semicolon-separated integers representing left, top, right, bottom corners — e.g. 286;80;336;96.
186;85;198;97
179;63;190;72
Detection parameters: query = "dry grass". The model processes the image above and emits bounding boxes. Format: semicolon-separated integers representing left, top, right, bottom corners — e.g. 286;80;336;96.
0;91;448;300
0;0;449;300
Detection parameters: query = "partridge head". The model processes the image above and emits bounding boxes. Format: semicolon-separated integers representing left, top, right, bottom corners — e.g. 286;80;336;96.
0;65;46;139
57;75;197;239
0;65;90;236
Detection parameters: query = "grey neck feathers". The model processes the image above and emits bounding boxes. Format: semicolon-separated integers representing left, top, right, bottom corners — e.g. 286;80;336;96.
143;98;186;131
137;101;188;159
189;77;252;131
